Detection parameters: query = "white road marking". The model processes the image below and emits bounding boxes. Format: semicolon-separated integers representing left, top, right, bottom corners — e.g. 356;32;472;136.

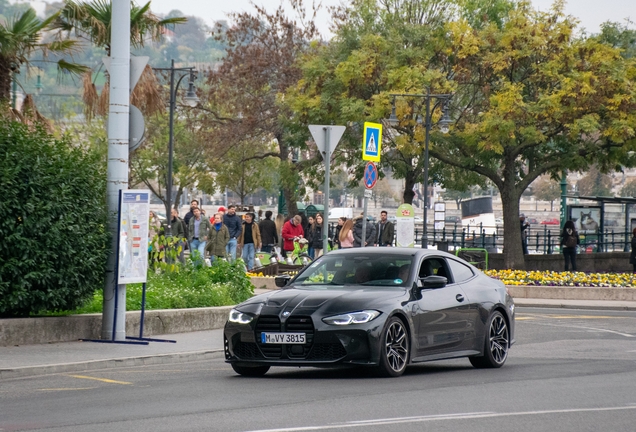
527;321;634;337
245;405;636;432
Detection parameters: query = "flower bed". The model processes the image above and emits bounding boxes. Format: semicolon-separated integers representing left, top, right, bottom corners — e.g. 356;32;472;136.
485;270;636;287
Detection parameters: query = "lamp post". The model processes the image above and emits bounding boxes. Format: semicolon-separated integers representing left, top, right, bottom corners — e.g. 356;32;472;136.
153;60;199;236
388;89;452;248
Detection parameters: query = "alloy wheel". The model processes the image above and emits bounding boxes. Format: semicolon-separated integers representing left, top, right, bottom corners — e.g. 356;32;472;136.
385;320;408;373
489;314;509;364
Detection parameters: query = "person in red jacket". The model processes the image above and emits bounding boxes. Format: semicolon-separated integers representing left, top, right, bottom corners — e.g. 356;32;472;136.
281;215;304;258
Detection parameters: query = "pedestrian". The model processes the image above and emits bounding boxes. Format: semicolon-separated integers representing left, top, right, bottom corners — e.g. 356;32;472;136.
239;212;261;270
223;205;242;261
206;213;230;263
281;214;305;258
560;220;580;272
630;228;636;273
353;214;377;247
339;219;355;248
306;215;316;258
168;208;186;264
309;213;324;257
333;217;346;249
184;199;199;227
148;211;163;262
376;210;395;247
258;210;278;253
520;213;530;254
212;206;227;224
275;213;285;252
187;207;211;265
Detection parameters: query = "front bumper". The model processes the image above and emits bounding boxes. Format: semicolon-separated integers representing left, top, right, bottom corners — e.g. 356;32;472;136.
224;315;382;367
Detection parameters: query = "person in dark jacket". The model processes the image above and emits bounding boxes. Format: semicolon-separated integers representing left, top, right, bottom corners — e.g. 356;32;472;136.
306;215;316;258
183;199;199;227
309;213;325;257
629;228;636;273
239;213;261;270
560;220;580;271
352;214;377;248
375;210;395;247
333;217;346;249
258;211;279;253
223;205;243;261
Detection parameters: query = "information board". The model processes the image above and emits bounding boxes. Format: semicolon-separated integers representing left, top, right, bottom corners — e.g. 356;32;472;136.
396;203;415;248
117;190;150;284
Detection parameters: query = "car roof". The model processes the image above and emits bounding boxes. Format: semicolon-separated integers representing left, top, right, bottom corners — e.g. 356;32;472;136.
326;247;459;260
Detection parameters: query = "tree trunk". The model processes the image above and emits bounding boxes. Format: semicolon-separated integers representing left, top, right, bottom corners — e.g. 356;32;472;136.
500;182;525;269
0;58;13;102
402;170;416;204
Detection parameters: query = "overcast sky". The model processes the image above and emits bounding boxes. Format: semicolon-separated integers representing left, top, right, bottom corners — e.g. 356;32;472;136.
148;0;634;37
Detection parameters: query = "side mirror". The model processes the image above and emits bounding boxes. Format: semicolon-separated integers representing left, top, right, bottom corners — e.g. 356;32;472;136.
275;274;291;288
419;275;447;289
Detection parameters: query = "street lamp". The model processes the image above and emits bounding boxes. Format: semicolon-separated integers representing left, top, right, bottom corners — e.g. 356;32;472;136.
153;60;199;236
387;89;452;248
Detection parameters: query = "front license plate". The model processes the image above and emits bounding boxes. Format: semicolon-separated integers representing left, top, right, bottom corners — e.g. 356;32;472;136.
261;332;306;344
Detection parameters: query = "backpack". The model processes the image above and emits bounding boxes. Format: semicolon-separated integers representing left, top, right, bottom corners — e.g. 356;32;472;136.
565;234;577;248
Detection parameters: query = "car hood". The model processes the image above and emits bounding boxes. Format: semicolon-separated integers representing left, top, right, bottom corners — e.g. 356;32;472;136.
238;286;407;317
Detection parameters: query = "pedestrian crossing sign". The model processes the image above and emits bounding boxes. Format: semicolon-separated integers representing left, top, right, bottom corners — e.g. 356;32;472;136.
362;122;382;162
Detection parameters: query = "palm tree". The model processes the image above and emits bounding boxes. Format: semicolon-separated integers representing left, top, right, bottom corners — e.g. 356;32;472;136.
53;0;187;117
54;0;187;55
0;8;87;103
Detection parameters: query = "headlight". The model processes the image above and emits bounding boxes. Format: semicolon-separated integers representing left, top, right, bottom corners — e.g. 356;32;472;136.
322;310;381;326
228;308;254;324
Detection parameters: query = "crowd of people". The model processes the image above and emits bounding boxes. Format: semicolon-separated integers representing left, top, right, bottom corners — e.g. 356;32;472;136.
149;201;398;272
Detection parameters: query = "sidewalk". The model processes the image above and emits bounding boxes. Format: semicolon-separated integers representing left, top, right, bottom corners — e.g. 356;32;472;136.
1;292;635;380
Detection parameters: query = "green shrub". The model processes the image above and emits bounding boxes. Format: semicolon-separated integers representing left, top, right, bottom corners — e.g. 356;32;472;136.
73;259;254;313
0;121;109;317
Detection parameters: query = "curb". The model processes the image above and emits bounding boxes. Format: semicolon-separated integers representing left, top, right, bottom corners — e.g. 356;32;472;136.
514;300;636;311
0;349;225;380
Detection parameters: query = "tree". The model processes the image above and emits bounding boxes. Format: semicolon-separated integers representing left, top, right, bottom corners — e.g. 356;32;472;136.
532;176;561;211
54;0;187;118
0;8;87;103
577;166;613;196
442;188;472;209
214;140;279;205
426;2;636;268
201;0;320;217
597;20;636;59
129;109;216;211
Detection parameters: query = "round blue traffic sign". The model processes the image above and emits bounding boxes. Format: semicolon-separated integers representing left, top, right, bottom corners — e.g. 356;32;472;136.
364;162;378;189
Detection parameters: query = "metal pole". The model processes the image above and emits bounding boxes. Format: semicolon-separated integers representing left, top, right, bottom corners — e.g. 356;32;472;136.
323;127;331;254
102;0;130;341
362;196;368;247
560;170;567;230
165;60;176;238
422;90;431;249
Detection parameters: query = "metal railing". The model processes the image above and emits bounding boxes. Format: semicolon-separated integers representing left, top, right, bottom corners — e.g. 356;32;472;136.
328;222;633;254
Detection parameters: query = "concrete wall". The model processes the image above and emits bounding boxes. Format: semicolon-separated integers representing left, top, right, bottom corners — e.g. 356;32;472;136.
489;252;632;272
0;307;232;347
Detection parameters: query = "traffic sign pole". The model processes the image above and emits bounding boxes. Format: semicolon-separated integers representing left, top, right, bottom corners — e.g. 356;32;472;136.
361;162;378;247
323;127;330;254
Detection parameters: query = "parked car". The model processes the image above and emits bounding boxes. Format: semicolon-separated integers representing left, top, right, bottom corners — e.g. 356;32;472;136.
526;217;539;224
224;248;516;377
541;218;560;225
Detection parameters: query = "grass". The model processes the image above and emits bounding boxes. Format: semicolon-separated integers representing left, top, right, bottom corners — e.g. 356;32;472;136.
36;260;254;316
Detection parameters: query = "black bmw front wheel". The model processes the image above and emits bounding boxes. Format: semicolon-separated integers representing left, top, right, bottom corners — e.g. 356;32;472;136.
377;317;409;377
231;363;270;377
469;311;509;369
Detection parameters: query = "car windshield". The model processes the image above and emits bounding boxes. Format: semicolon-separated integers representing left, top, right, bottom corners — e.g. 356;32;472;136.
293;254;414;287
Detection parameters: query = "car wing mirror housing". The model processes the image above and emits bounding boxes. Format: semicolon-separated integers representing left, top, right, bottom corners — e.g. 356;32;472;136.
419;275;447;289
275;274;291;288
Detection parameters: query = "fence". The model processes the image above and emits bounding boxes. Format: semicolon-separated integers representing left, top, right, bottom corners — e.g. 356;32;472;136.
328;222;633;254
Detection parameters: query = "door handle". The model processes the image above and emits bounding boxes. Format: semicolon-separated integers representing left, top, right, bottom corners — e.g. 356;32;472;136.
456;294;465;302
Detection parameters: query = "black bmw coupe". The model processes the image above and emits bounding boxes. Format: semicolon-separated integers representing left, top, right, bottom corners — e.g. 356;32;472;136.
224;248;515;377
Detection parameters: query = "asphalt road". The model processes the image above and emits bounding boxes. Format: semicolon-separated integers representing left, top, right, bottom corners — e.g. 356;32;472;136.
1;307;635;432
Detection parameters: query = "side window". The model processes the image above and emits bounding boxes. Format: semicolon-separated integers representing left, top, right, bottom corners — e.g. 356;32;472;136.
447;259;475;283
419;258;452;283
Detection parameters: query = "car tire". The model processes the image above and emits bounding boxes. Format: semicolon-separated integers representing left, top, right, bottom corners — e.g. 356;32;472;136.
376;317;409;377
469;311;510;369
231;363;270;377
